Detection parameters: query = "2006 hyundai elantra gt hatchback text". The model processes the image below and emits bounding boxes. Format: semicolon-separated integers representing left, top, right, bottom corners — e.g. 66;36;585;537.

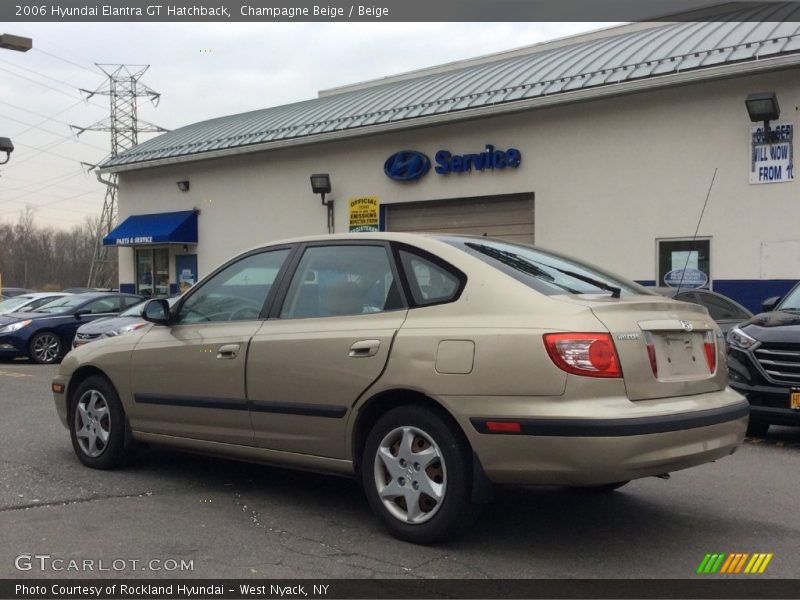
52;233;748;543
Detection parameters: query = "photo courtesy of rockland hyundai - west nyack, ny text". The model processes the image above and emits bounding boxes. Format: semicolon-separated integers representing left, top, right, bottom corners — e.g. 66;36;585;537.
0;1;799;599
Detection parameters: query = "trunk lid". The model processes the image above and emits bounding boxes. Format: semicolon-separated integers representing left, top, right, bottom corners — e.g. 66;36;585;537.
555;294;726;400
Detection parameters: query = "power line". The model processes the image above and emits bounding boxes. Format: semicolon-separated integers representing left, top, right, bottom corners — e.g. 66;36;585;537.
0;64;87;101
31;47;98;75
0;189;100;217
13;140;104;165
0;112;109;151
0;56;87;93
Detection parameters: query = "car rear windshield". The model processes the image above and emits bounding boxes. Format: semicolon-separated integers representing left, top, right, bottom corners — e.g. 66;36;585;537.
443;237;653;297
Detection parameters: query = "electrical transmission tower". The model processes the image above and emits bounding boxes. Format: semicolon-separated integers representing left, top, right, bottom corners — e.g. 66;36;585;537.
72;64;167;288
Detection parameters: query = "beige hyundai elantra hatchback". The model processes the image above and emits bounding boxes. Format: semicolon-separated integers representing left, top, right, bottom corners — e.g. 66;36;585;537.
52;233;747;543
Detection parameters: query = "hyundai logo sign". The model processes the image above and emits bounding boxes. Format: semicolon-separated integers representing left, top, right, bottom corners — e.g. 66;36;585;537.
385;144;522;182
384;150;431;182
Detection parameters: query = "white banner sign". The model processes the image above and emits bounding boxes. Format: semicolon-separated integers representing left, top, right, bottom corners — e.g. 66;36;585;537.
750;121;794;184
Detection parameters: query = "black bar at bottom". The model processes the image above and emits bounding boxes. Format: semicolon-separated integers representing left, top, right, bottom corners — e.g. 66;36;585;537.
2;579;798;599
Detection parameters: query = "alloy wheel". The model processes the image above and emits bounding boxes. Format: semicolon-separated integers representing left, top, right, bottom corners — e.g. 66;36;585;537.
74;389;111;458
32;333;60;363
373;425;447;524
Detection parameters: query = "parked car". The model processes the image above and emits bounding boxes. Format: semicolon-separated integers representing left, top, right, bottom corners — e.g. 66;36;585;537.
73;298;179;348
727;281;800;436
653;287;752;334
0;292;72;316
62;287;118;294
0;292;142;364
0;287;35;298
53;234;747;543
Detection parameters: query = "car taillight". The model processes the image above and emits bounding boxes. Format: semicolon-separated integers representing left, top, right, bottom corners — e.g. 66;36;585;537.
704;330;716;373
644;331;658;378
543;333;622;378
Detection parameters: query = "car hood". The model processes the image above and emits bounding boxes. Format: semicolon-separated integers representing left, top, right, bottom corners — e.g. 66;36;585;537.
739;310;800;343
0;311;54;326
77;316;141;335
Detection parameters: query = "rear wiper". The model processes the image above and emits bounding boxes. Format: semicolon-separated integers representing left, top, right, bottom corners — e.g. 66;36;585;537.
466;243;552;280
466;244;584;294
540;265;622;299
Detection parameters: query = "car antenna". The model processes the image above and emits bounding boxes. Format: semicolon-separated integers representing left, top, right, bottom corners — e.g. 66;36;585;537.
676;168;717;296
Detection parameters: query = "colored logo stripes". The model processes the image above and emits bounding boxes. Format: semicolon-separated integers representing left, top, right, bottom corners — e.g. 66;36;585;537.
697;553;773;574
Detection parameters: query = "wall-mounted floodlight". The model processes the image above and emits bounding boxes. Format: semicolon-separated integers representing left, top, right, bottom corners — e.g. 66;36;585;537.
0;137;14;165
310;173;334;234
176;180;190;192
0;33;32;52
746;91;784;145
746;91;780;123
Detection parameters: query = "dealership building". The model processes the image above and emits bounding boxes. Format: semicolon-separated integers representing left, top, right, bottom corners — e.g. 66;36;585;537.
101;8;800;312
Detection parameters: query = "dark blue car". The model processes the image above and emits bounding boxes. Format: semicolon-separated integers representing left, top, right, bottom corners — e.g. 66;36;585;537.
0;293;142;364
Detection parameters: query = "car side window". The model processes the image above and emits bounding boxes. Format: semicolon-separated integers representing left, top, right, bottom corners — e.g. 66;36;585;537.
121;297;142;309
85;297;121;314
280;245;400;319
28;297;54;310
696;292;749;320
176;249;291;324
399;250;460;306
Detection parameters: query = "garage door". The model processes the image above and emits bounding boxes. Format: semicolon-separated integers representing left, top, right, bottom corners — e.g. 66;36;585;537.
384;193;534;244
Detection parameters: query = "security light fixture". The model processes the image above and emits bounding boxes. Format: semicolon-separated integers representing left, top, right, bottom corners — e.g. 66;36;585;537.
746;92;780;123
0;137;14;165
746;91;787;146
310;173;334;234
0;33;32;52
310;173;332;195
176;180;190;192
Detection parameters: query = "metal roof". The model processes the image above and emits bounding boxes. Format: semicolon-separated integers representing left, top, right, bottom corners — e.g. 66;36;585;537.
103;4;800;170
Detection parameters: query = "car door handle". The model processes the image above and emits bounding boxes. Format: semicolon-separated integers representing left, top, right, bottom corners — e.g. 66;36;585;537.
349;339;380;358
216;344;241;359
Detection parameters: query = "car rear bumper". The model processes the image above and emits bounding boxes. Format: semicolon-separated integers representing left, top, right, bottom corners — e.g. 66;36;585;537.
444;388;748;485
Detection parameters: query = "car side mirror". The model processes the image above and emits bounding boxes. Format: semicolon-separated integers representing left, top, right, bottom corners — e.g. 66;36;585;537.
761;296;781;313
74;309;90;319
142;298;171;325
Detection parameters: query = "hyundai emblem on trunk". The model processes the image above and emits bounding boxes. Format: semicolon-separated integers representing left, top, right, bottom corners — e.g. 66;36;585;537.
680;320;694;332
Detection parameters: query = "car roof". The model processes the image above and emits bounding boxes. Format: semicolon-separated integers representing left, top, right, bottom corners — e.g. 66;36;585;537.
19;292;69;299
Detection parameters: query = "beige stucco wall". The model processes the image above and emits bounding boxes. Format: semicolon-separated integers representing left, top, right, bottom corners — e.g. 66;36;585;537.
116;68;800;288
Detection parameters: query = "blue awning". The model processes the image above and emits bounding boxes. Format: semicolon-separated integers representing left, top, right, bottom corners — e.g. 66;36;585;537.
103;210;198;246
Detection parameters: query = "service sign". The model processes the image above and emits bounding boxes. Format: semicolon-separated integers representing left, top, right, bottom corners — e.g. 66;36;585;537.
663;267;708;289
348;196;380;232
750;121;794;184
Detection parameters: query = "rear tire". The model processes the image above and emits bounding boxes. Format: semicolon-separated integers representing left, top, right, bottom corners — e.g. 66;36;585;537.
69;375;133;469
361;405;473;544
746;419;770;437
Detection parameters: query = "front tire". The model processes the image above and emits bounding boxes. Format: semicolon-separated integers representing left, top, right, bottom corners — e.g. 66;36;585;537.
69;375;132;469
361;405;472;544
28;331;62;364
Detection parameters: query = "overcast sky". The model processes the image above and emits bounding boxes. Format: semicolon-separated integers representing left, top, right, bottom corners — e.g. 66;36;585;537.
0;22;616;230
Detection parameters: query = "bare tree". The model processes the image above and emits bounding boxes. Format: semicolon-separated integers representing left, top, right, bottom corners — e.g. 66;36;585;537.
0;211;116;291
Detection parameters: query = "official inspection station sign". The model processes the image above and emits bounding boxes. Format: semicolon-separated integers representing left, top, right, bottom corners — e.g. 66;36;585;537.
750;121;794;184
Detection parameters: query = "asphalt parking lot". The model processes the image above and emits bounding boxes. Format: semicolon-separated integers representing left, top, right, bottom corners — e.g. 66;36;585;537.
1;360;799;580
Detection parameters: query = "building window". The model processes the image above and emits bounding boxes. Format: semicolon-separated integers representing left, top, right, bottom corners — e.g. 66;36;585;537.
657;238;711;289
136;248;170;297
